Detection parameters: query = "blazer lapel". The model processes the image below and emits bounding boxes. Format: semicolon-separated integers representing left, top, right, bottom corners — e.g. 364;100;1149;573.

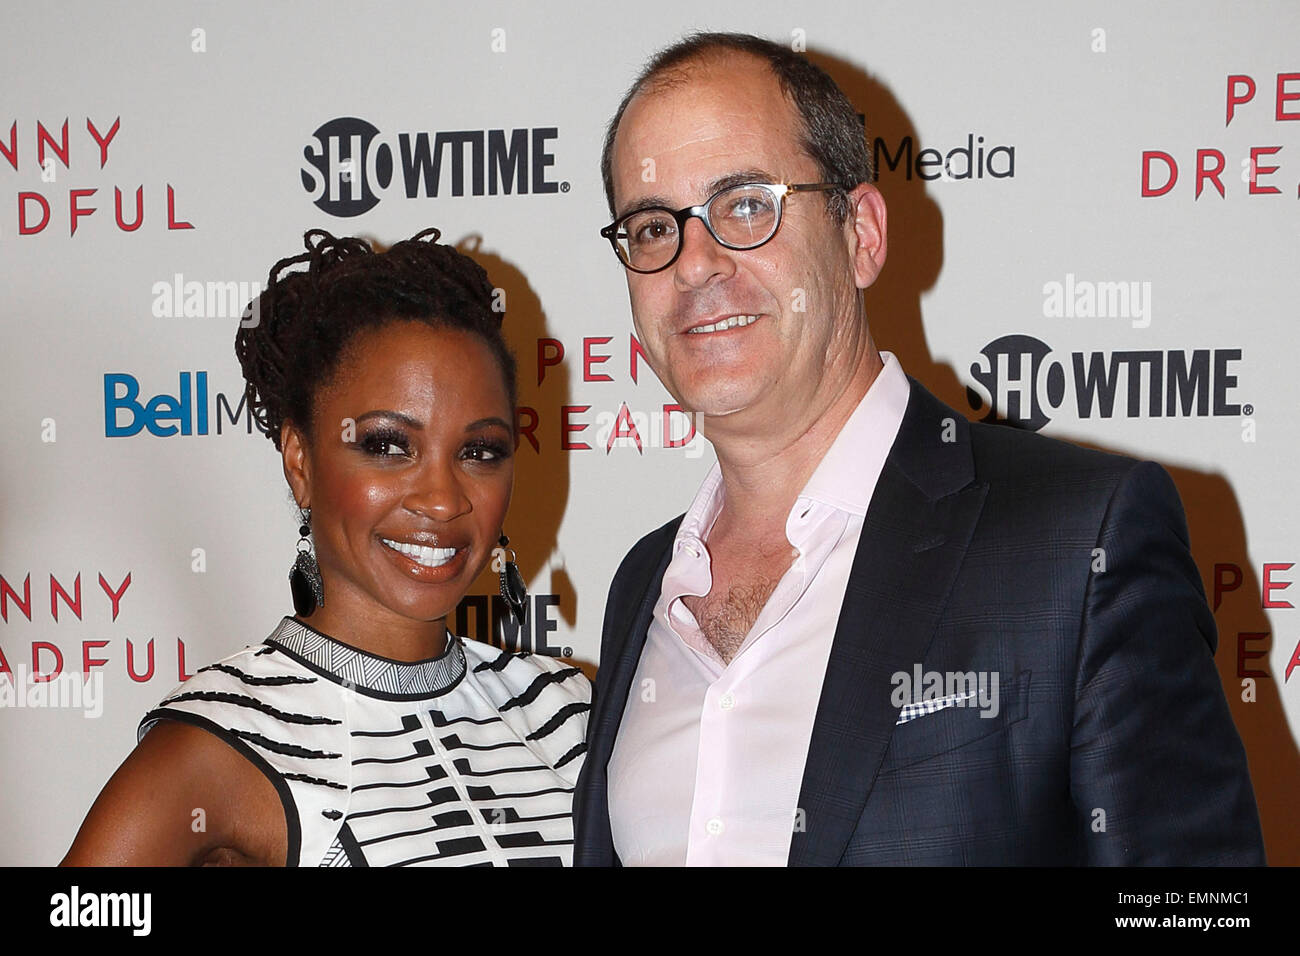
788;380;988;866
575;520;680;864
589;534;676;761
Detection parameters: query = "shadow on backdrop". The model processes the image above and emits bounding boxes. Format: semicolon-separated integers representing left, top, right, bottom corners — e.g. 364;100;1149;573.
813;51;1295;864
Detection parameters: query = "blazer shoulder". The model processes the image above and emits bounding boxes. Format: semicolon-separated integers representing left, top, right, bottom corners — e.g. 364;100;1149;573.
967;418;1141;484
962;420;1193;545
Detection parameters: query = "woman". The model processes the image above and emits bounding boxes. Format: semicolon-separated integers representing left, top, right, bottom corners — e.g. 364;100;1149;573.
63;229;589;866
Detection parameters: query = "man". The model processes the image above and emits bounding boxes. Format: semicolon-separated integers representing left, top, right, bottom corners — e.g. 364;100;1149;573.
574;32;1264;865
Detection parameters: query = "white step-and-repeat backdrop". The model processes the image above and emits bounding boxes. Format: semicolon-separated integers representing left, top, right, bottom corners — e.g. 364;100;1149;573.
2;0;1297;864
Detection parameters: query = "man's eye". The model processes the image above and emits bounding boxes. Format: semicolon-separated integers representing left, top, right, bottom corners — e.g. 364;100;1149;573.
629;215;676;245
723;195;773;220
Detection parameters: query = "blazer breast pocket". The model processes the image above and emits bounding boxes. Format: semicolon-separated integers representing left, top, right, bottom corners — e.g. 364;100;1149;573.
877;669;1030;773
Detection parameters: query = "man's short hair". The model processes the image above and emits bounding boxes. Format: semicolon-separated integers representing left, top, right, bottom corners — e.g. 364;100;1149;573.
600;31;873;224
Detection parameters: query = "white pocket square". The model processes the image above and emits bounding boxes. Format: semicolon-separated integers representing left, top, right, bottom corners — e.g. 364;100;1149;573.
895;691;978;725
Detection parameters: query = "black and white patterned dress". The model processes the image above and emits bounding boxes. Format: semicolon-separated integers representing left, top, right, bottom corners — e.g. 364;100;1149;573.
139;616;590;866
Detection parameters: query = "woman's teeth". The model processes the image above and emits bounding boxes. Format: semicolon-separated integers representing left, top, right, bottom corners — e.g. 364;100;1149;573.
688;314;759;334
381;538;457;567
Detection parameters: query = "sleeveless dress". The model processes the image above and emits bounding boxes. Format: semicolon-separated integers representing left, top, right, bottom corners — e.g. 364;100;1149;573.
139;616;590;866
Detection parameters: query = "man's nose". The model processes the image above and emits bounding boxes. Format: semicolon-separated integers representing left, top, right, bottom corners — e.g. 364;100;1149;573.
673;216;735;289
403;459;472;521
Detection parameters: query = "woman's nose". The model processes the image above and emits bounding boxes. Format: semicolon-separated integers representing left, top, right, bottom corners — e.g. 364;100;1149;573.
403;460;472;521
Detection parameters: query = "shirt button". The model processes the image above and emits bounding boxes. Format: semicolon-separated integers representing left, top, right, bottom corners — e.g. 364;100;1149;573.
706;818;724;836
719;692;735;711
683;543;700;558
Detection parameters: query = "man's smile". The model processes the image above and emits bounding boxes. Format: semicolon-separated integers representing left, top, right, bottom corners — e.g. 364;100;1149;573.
684;313;762;335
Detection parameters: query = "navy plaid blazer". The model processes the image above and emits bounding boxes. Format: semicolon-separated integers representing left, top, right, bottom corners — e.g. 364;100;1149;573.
573;378;1265;865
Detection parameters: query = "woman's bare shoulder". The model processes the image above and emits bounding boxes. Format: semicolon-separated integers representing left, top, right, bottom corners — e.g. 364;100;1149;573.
61;716;287;866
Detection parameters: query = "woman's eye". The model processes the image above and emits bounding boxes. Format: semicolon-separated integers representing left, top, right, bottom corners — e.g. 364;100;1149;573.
463;440;510;462
359;430;410;457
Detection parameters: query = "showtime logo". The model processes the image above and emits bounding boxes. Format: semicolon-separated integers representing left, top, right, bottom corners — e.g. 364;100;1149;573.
966;334;1246;431
300;116;566;217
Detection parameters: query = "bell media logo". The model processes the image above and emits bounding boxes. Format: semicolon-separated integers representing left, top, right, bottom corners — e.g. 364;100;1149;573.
967;334;1247;431
300;116;566;218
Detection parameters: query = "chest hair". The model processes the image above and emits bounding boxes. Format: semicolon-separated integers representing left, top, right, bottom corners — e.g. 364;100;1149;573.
684;543;795;664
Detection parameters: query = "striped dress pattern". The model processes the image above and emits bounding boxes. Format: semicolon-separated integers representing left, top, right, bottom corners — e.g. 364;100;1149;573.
139;616;590;866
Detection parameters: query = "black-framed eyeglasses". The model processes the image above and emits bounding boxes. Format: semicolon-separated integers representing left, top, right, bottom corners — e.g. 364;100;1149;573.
600;181;842;274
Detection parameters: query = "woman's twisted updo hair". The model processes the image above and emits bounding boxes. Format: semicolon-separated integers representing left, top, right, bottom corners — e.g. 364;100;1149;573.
234;227;517;451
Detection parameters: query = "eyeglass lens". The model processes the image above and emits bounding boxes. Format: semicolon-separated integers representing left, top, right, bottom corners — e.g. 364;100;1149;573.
617;184;781;271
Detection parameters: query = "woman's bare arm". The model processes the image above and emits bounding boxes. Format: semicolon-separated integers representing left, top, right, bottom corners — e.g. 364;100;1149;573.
60;719;288;867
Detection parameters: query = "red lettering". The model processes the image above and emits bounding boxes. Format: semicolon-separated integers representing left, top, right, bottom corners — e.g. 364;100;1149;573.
0;573;32;622
36;119;69;170
86;116;121;168
1263;562;1294;608
114;185;144;230
32;642;64;681
50;573;82;622
98;572;131;621
1213;563;1242;611
1277;73;1300;121
537;338;564;386
18;192;51;235
127;638;155;682
663;404;696;448
630;334;649;384
1247;145;1282;195
1226;74;1256;126
516;405;539;454
166;184;193;230
1195;149;1225;199
1141;151;1177;197
177;638;192;681
561;405;591;450
0;645;9;678
69;188;97;236
584;336;613;382
0;121;16;171
1237;632;1270;680
1287;638;1300;682
82;640;110;674
605;402;644;454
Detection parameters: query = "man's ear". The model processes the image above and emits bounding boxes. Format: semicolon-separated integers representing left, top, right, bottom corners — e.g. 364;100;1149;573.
845;182;888;290
281;420;311;510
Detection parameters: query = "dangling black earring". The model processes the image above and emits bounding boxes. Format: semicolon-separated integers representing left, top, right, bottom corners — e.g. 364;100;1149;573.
290;508;324;617
496;534;528;625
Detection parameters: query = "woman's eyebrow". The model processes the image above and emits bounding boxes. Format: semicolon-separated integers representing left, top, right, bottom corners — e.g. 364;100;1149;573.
355;409;423;429
464;416;513;433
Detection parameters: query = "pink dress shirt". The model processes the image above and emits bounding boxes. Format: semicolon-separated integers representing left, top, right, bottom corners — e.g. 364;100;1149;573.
607;352;912;865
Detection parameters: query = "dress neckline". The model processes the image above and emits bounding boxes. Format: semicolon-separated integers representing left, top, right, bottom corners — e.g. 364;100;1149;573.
265;616;467;700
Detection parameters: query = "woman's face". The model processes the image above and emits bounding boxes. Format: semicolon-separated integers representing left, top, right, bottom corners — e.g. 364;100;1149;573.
284;321;515;633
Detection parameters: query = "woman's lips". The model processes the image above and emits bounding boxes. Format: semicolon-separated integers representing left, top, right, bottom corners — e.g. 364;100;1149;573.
380;537;457;567
378;537;469;581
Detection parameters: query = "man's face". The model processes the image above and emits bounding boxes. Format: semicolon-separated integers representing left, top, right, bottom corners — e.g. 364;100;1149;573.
609;53;880;425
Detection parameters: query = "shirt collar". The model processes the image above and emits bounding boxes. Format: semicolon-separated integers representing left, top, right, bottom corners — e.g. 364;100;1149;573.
798;350;910;517
672;351;911;550
675;462;725;552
